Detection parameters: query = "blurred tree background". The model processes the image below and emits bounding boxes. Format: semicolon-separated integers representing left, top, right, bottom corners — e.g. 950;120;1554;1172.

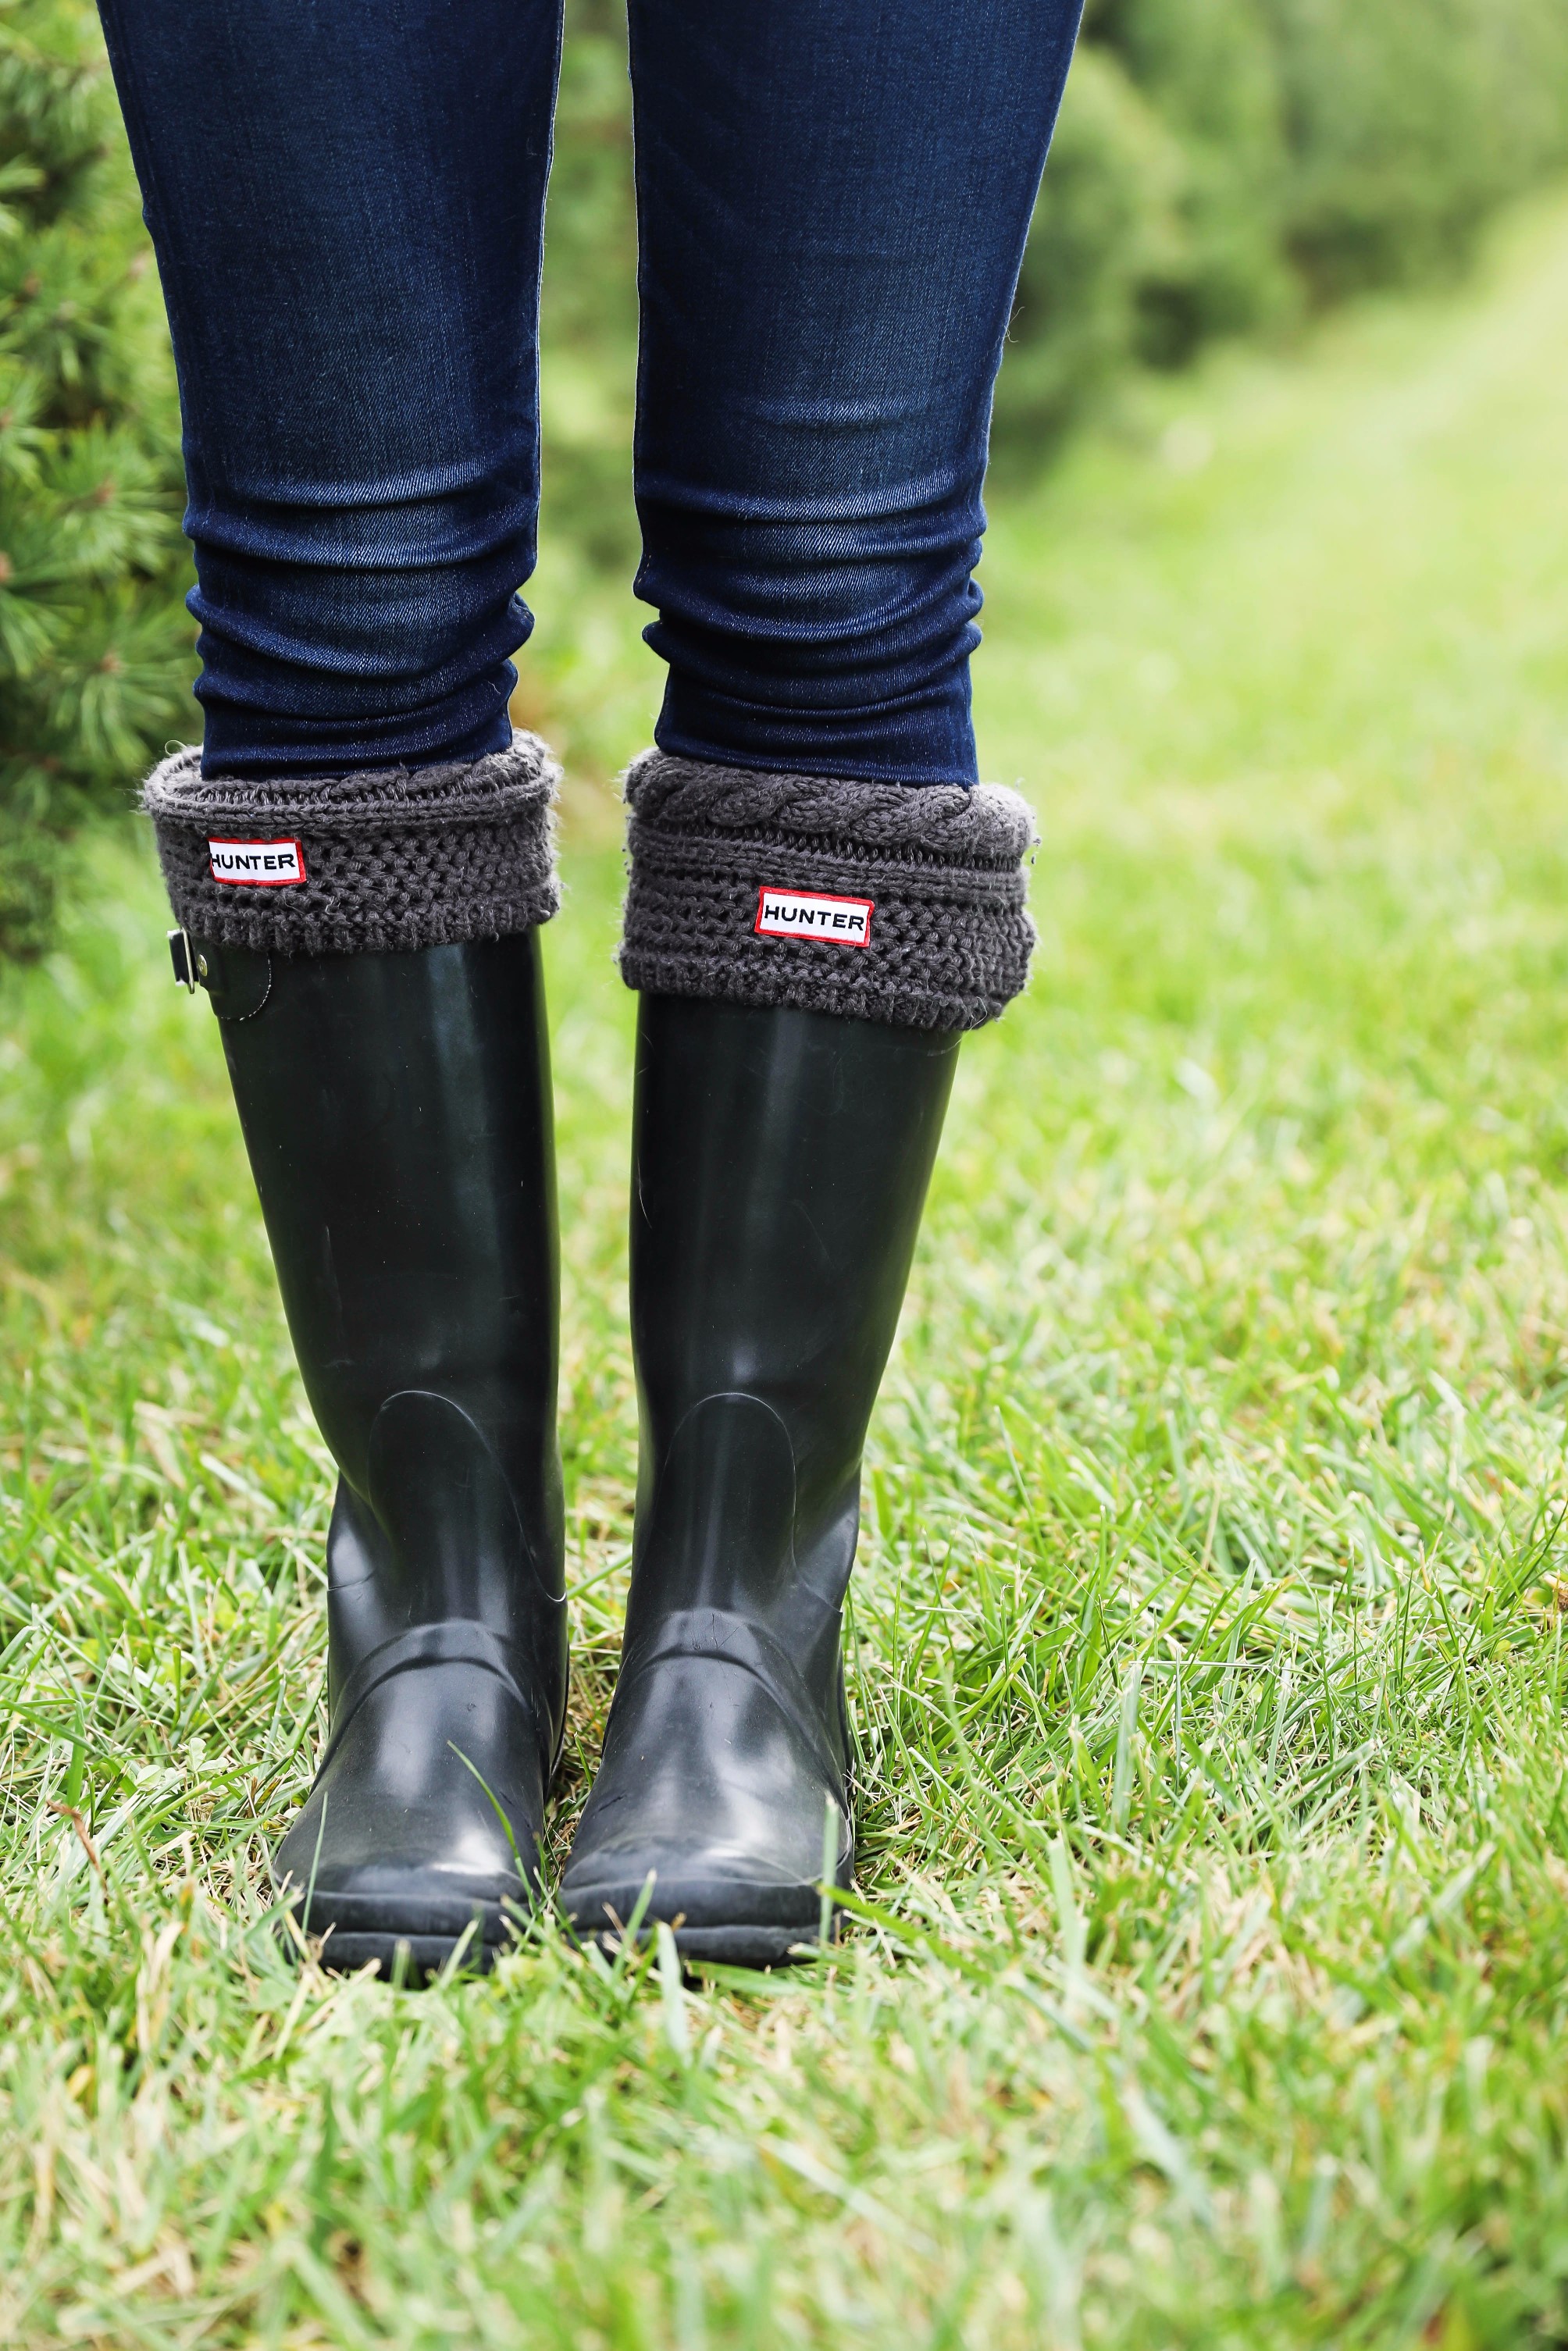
2;0;1566;956
0;0;187;957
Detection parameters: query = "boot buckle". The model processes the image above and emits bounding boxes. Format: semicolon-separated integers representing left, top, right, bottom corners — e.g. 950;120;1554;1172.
167;928;201;992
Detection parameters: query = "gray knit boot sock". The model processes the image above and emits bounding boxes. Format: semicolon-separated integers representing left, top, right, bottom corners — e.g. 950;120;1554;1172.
143;734;560;955
618;750;1037;1031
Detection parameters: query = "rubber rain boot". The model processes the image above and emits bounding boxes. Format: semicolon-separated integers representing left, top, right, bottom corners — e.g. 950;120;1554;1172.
190;928;567;1979
561;992;958;1965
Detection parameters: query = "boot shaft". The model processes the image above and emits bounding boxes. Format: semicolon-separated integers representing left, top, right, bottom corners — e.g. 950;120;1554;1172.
625;993;958;1648
194;928;566;1722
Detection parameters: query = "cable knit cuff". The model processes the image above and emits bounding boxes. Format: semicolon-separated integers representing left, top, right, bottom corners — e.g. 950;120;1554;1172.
618;752;1037;1031
142;737;560;955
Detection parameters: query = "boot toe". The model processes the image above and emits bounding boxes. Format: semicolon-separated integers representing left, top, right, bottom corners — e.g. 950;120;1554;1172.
561;1845;841;1964
273;1656;547;1975
275;1822;535;1975
561;1620;852;1965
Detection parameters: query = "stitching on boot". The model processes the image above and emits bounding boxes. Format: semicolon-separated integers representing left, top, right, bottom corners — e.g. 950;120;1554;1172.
618;750;1038;1031
143;736;561;956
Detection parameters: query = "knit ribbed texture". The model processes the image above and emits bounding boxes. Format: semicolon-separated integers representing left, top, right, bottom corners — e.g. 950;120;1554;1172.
143;737;560;955
618;752;1036;1031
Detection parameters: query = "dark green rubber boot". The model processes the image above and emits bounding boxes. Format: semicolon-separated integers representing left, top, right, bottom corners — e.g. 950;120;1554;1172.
188;928;567;1979
561;992;957;1966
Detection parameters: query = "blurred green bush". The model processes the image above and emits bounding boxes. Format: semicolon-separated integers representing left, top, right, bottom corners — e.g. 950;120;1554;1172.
1003;0;1568;439
2;0;1565;953
0;0;187;958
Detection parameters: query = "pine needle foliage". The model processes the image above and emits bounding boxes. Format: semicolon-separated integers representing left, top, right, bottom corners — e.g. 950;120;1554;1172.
0;0;188;960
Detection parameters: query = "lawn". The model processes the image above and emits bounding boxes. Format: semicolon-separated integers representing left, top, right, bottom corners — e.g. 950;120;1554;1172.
5;193;1568;2347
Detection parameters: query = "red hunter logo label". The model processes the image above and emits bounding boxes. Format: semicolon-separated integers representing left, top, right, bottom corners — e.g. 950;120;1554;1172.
755;885;873;947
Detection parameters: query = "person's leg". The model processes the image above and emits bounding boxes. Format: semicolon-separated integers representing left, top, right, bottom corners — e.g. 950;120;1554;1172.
98;0;568;1975
626;0;1082;788
95;0;558;775
563;0;1079;1960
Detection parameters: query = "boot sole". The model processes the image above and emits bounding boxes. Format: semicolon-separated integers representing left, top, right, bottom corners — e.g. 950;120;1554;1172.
565;1869;850;1971
602;1920;829;1968
308;1928;505;1983
276;1888;526;1981
298;1910;832;1975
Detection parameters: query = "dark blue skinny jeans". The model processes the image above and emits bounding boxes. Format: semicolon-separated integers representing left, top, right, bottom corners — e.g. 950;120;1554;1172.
96;0;1082;785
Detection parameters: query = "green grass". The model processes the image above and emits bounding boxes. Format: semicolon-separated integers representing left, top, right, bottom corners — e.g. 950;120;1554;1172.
7;192;1568;2349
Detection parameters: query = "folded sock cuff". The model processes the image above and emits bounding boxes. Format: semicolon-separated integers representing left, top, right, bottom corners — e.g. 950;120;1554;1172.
618;752;1037;1031
143;737;560;955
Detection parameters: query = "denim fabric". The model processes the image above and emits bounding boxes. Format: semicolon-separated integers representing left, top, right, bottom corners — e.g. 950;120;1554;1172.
96;0;1082;785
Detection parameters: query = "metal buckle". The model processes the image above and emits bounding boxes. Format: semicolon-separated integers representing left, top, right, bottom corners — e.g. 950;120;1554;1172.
167;928;196;992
